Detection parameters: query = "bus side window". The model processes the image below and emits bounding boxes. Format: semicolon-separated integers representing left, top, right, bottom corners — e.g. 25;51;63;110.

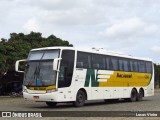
92;54;105;69
106;57;110;70
77;62;84;68
119;59;123;71
139;61;146;73
110;57;118;70
123;59;129;71
133;61;139;72
93;64;100;69
130;61;134;72
146;62;152;73
76;52;91;69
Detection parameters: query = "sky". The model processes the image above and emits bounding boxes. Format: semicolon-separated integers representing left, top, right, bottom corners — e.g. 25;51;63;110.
0;0;160;63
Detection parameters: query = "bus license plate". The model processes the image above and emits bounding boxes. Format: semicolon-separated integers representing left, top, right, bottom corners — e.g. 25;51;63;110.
33;96;39;99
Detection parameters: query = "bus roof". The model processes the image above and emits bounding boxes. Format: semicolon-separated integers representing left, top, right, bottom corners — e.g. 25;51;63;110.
31;46;152;62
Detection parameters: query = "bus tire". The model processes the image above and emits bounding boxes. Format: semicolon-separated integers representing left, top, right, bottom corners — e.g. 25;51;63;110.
137;89;144;101
130;89;137;102
46;102;57;107
74;90;85;107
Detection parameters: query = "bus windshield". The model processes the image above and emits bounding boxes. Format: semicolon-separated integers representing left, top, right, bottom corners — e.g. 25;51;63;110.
24;60;56;86
24;49;60;86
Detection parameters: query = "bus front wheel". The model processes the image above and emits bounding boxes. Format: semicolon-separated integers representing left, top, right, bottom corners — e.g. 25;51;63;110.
74;90;85;107
46;102;57;107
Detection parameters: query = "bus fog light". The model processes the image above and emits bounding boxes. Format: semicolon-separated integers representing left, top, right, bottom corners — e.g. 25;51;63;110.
23;89;28;93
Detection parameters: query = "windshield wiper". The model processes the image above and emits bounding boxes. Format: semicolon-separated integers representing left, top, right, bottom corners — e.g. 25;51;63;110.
27;67;37;86
34;51;46;86
26;51;47;86
35;65;45;86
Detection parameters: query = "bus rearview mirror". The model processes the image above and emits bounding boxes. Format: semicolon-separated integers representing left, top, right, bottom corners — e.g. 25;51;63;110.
53;58;62;71
15;59;27;73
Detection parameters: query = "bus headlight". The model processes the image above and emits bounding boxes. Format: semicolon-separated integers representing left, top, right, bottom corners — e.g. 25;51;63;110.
46;89;56;93
23;86;28;93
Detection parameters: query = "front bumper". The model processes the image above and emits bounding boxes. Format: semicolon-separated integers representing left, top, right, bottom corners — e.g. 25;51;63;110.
23;92;58;102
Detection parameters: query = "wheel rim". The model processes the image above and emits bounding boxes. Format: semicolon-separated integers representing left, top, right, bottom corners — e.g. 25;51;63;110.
77;93;84;104
132;91;136;101
139;90;143;99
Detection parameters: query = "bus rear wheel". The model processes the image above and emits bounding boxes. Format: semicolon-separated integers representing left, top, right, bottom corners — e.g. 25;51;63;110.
130;89;137;102
74;90;85;107
137;89;144;101
46;102;57;107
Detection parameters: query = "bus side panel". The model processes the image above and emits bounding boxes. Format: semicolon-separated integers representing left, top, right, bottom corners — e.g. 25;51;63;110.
73;69;92;100
68;65;154;102
57;87;75;102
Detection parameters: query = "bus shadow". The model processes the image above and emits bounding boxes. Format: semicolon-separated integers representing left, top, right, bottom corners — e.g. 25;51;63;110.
84;99;150;107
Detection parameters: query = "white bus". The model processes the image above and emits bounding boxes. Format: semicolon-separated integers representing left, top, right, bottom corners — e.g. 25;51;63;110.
15;47;154;107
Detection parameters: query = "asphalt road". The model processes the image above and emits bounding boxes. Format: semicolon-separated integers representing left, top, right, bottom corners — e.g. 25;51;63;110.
0;90;160;120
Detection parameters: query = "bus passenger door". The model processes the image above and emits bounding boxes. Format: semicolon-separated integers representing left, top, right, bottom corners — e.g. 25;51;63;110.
57;50;75;101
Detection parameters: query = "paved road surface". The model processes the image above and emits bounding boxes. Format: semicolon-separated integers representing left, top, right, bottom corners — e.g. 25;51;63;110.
0;90;160;120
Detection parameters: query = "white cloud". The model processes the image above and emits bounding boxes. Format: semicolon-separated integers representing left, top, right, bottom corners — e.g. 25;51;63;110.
104;17;142;37
23;18;40;32
143;24;159;35
30;0;77;10
35;2;105;26
101;17;160;41
151;46;160;53
0;0;160;63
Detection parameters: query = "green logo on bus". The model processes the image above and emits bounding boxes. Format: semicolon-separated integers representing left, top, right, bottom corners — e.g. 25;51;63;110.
84;69;99;87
